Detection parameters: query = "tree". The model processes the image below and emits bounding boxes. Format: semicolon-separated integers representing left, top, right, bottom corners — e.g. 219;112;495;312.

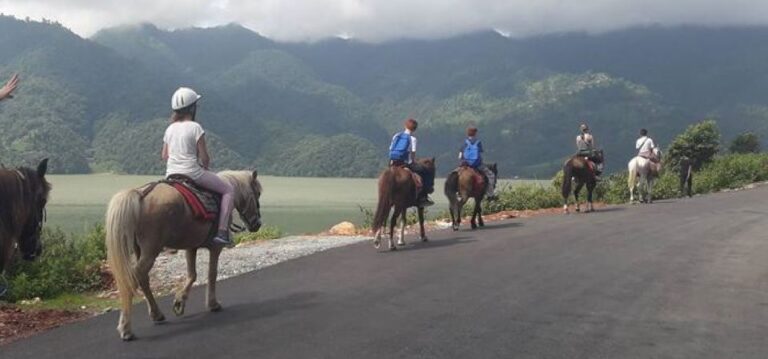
666;120;721;170
729;132;760;154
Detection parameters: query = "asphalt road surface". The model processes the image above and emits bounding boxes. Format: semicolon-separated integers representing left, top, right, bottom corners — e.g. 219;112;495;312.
5;187;768;358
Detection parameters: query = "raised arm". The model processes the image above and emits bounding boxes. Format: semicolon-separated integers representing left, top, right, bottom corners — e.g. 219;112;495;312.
0;74;19;101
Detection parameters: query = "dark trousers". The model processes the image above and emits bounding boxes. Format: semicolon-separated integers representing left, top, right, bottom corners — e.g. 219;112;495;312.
406;162;434;196
679;165;693;197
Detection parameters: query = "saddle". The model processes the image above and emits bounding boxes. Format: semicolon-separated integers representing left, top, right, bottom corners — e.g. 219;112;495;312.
141;175;220;222
390;162;423;197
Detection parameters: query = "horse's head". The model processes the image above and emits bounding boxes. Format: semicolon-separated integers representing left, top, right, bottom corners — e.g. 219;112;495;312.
653;147;663;161
222;170;262;233
18;158;50;261
488;163;499;190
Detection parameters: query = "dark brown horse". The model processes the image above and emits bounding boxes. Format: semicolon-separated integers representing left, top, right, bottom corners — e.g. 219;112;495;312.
371;158;435;250
444;163;497;230
0;159;50;275
561;150;603;213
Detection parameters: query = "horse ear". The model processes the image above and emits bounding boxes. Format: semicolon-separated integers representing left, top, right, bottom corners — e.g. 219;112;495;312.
252;170;258;179
37;158;49;177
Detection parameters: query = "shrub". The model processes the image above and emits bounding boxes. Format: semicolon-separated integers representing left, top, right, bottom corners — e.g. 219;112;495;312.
483;183;562;213
233;225;283;244
694;153;768;193
6;225;106;302
666;120;721;170
729;132;761;154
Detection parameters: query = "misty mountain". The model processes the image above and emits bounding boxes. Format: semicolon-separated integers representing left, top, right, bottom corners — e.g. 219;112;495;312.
2;15;767;176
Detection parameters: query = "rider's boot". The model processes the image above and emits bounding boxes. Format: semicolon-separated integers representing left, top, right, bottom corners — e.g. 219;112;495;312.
418;194;435;207
212;230;235;248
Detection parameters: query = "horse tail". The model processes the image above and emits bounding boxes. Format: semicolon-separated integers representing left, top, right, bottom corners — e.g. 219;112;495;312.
105;189;141;310
372;170;394;233
561;162;573;204
628;158;638;190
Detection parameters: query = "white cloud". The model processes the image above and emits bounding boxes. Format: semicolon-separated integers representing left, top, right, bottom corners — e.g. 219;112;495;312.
2;0;768;42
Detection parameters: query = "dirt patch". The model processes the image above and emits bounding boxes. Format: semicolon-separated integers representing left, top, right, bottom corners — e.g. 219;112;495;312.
0;304;90;346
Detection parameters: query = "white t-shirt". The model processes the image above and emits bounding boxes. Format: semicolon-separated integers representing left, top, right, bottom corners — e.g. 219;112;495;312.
636;136;655;156
164;121;205;179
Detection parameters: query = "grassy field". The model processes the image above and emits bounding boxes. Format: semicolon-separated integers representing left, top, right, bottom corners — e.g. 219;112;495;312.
45;174;541;235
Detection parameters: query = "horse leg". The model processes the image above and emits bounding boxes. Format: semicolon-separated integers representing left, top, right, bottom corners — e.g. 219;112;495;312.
477;197;485;227
574;181;584;212
648;178;655;204
173;249;198;316
418;207;428;242
206;246;223;312
397;210;407;246
586;181;595;212
135;254;165;323
388;208;400;251
470;198;482;229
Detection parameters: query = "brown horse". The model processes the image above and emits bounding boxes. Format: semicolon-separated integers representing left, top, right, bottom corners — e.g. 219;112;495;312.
444;163;498;230
371;158;435;250
0;159;50;276
562;150;603;214
106;170;262;341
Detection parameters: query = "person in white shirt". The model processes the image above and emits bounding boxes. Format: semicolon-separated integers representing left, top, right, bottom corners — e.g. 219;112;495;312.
636;128;658;161
161;87;235;247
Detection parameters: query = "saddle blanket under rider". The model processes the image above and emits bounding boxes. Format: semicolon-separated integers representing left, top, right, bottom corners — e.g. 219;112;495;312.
141;175;220;222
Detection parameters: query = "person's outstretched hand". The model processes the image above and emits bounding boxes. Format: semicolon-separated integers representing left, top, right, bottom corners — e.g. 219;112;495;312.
0;74;19;101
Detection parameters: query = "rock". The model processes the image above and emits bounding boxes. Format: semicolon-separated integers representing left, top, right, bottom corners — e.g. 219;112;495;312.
328;221;358;236
19;297;42;306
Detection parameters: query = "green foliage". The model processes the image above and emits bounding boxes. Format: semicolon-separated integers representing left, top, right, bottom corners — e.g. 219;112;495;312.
666;120;721;170
694;153;768;193
729;132;761;154
483;183;562;213
233;225;283;244
6;225;106;301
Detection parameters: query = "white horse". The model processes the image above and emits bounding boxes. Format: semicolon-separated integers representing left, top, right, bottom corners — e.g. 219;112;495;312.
628;148;662;203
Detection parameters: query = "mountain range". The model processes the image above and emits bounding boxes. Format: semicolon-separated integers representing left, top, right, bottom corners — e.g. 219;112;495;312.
1;15;767;177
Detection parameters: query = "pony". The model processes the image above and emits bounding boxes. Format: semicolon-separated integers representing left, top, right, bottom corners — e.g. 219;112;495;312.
0;159;50;275
628;148;663;203
106;170;262;341
444;163;498;230
371;158;436;251
561;150;604;214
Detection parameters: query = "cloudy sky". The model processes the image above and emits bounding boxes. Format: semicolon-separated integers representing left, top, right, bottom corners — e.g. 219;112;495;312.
2;0;768;42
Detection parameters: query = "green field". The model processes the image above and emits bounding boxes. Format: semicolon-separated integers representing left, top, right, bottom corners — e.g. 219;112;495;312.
45;174;540;235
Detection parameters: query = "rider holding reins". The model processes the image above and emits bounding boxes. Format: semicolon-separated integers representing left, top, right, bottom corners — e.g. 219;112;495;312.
576;123;603;178
162;87;235;247
458;126;496;200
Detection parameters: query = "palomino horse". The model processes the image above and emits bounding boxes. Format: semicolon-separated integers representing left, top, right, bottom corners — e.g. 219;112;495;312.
562;150;604;214
628;148;663;203
371;158;436;251
0;159;50;278
106;170;262;341
444;163;498;230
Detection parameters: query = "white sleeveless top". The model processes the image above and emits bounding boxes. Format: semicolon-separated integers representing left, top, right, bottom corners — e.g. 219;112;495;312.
164;121;205;179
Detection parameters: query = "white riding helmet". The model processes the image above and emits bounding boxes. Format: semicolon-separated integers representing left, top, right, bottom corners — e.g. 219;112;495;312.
171;87;202;111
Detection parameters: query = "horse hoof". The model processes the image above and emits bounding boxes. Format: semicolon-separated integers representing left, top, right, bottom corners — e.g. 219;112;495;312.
120;332;136;341
373;239;381;249
172;300;185;317
421;236;428;242
151;313;166;323
471;224;477;229
479;222;485;227
397;240;405;246
575;208;581;212
208;303;223;312
389;246;397;251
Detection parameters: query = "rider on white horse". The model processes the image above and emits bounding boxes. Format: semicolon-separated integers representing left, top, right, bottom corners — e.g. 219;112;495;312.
636;128;658;162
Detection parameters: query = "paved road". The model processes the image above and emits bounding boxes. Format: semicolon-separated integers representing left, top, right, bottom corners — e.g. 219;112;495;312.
5;187;768;358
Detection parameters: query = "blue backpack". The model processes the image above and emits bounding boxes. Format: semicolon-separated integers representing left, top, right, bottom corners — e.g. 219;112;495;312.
389;132;411;161
463;139;481;167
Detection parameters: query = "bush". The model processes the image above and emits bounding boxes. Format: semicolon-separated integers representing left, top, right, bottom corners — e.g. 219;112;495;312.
483;183;562;213
729;132;761;154
233;225;283;244
694;153;768;193
667;120;721;170
6;226;106;302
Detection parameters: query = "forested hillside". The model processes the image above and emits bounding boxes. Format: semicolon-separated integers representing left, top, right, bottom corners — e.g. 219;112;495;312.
2;15;767;177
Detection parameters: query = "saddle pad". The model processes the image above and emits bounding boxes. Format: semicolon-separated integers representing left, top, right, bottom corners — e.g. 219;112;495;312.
168;182;219;222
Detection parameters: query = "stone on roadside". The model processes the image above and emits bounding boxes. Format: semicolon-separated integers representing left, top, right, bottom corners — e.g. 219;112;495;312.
329;221;357;236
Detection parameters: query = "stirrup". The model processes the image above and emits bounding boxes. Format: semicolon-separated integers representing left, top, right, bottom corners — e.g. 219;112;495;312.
213;234;235;248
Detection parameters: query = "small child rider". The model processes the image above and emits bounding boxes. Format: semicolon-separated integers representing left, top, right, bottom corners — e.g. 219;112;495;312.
459;126;497;200
389;118;434;207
